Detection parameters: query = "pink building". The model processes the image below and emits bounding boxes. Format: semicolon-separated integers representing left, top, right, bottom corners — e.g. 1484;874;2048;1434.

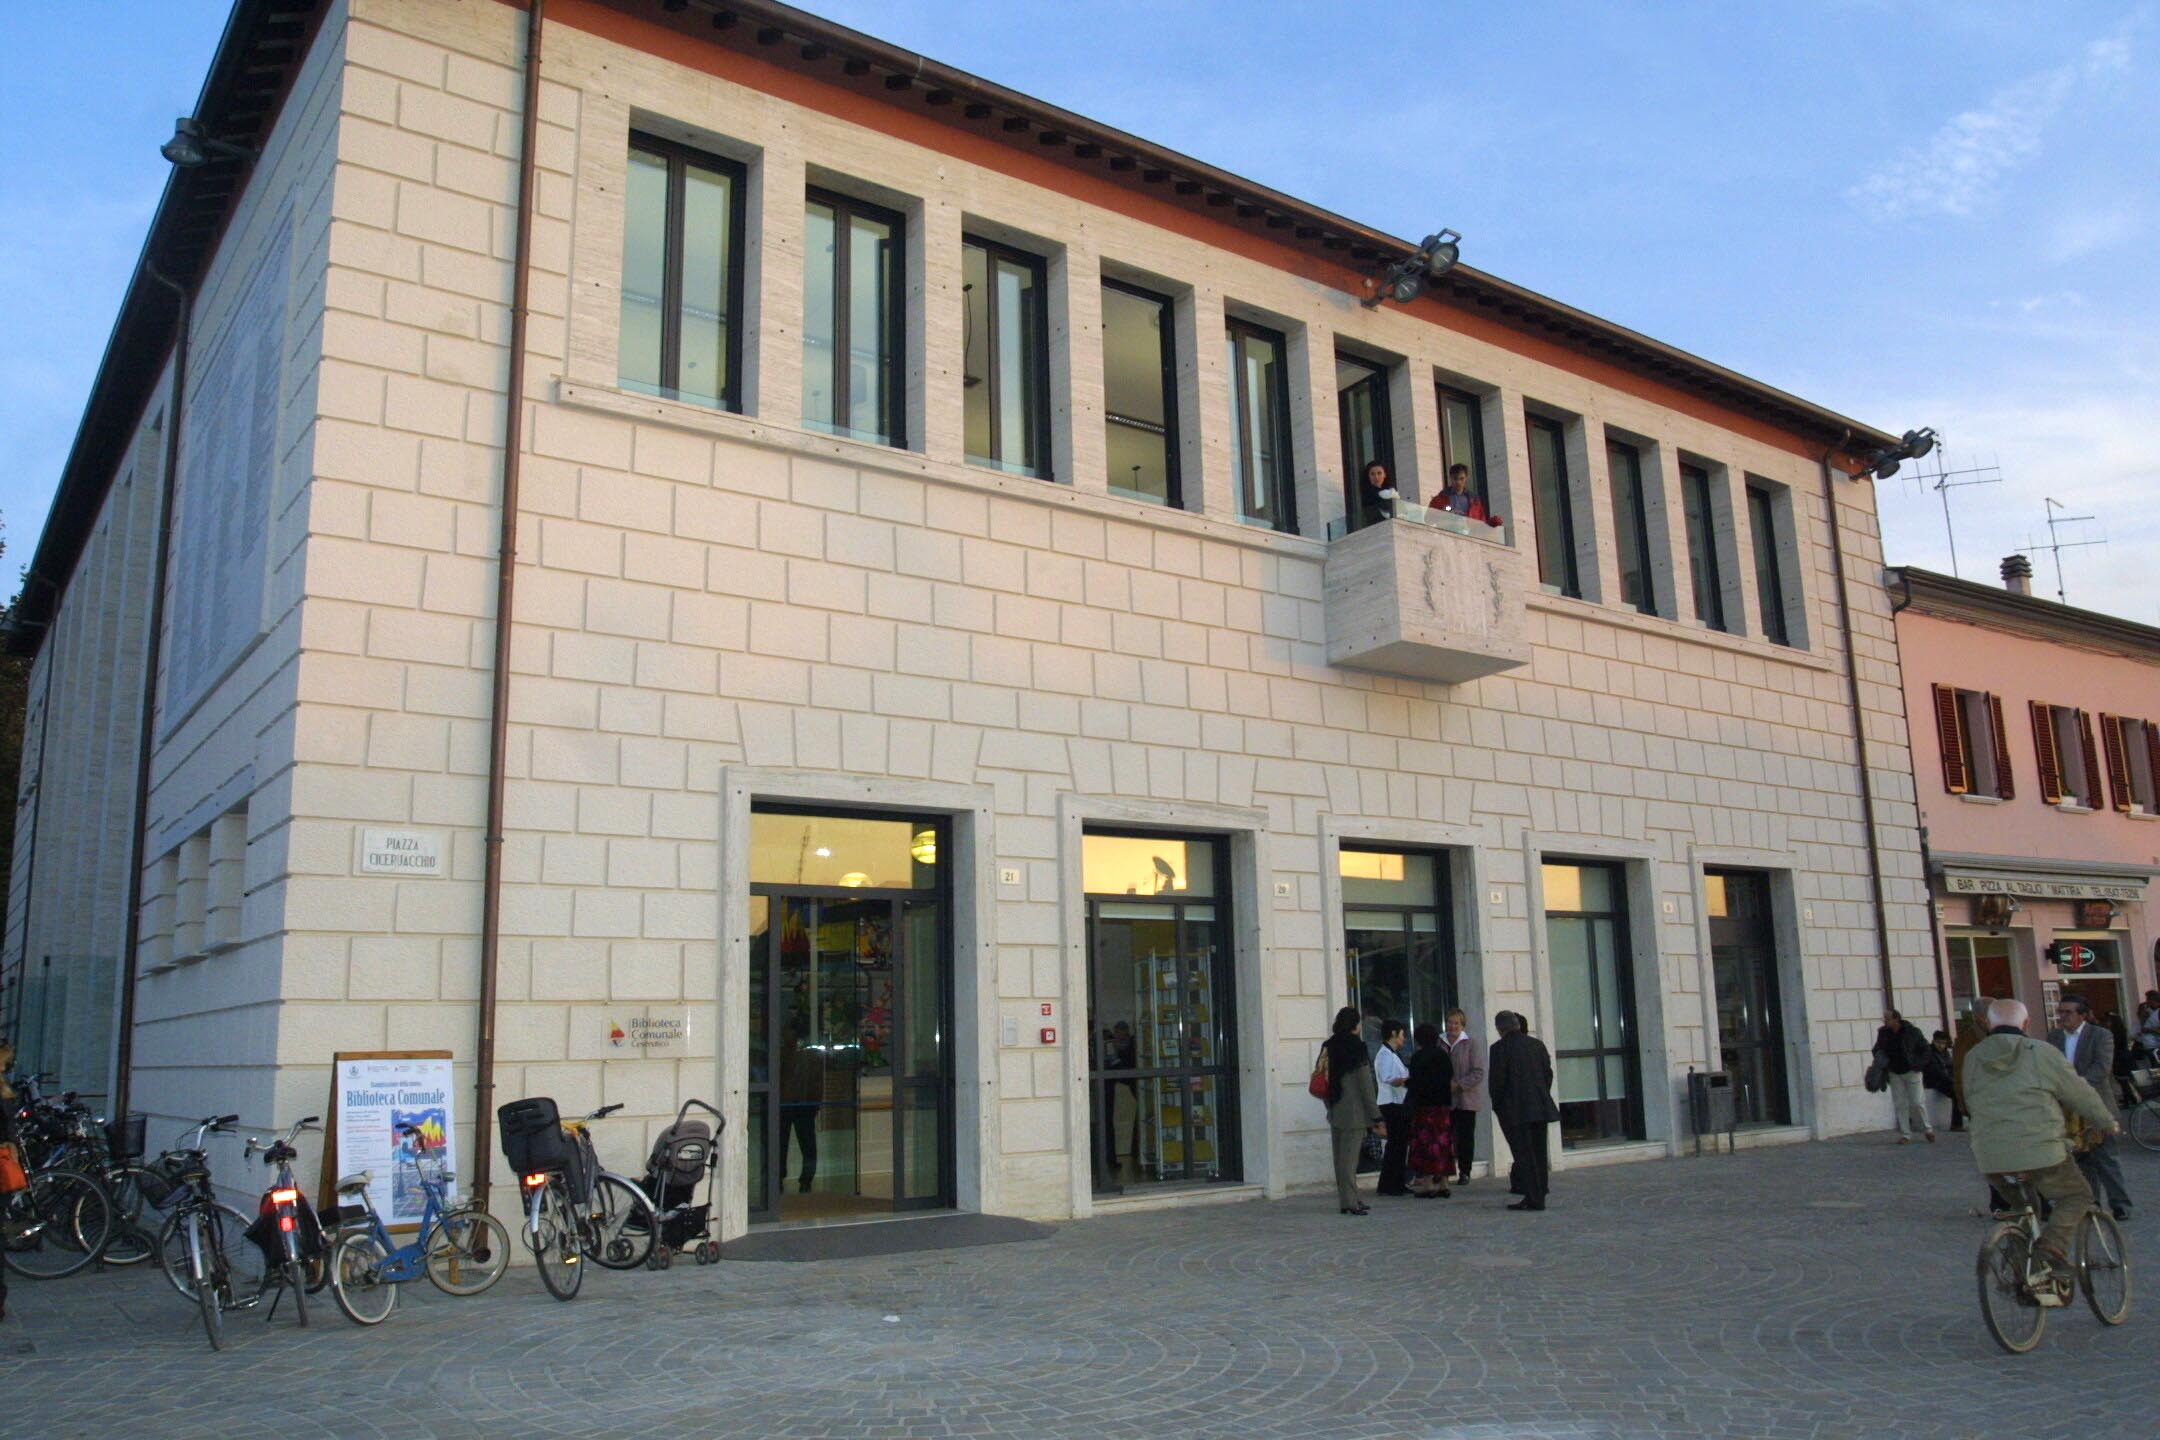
1894;561;2159;1032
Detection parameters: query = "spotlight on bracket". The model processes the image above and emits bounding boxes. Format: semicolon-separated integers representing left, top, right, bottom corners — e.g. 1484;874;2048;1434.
1360;228;1461;309
1856;426;1938;480
159;116;257;168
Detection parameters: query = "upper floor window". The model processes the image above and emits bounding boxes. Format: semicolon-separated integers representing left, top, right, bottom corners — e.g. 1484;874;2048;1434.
1606;440;1657;615
1526;413;1581;598
2031;702;2101;808
1931;686;2013;800
1746;482;1791;646
1227;318;1296;533
1101;279;1178;506
1337;353;1394;532
1679;463;1727;631
962;236;1050;478
803;189;904;447
621;136;746;411
1437;385;1488;507
2101;714;2160;813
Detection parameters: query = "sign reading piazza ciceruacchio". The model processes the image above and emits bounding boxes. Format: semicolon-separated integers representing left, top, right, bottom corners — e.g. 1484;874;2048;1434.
1943;871;2147;903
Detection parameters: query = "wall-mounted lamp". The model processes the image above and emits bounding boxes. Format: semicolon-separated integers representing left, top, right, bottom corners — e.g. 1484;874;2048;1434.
160;116;257;168
1855;427;1937;480
1360;229;1461;309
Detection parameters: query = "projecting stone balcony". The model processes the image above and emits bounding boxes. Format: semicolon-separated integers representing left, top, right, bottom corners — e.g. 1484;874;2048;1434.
1323;510;1532;684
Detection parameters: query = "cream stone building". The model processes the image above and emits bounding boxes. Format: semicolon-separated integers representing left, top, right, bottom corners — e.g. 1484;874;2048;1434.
6;0;1937;1235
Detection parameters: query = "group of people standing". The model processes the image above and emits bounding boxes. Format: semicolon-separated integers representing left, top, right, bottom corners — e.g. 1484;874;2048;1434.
1319;1006;1560;1215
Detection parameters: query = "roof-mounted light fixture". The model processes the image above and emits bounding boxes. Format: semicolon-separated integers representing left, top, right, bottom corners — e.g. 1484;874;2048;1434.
1854;427;1936;479
1360;229;1460;309
159;117;257;168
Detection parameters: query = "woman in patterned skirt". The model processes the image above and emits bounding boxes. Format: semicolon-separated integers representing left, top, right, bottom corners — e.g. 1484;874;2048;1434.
1404;1021;1455;1198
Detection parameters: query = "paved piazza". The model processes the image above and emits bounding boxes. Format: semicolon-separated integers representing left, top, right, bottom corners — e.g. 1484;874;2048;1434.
5;1133;2154;1439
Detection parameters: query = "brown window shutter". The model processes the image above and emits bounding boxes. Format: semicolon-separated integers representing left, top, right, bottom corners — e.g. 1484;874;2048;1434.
1932;685;1969;794
2029;702;2062;803
2147;719;2160;808
2100;714;2132;811
2077;710;2103;808
1986;694;2015;800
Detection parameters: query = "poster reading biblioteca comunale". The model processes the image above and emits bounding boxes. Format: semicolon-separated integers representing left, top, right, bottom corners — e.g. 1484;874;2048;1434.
334;1055;457;1227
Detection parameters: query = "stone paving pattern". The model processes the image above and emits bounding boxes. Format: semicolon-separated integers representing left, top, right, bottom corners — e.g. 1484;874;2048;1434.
4;1134;2154;1439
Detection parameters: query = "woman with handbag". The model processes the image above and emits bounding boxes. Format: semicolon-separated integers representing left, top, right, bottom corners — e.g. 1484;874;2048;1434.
1317;1006;1380;1215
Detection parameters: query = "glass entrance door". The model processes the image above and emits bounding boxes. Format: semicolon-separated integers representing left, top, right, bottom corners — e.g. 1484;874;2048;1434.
1340;847;1454;1049
1544;861;1643;1146
1705;870;1789;1128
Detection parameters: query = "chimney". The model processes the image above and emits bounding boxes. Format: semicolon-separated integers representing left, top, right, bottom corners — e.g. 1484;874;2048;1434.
2001;554;2034;596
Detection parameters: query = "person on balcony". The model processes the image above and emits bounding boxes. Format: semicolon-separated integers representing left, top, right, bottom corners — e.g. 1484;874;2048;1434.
1355;459;1399;530
1428;463;1505;527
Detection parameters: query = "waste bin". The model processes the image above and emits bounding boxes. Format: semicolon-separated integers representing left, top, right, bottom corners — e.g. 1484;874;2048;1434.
1688;1070;1736;1154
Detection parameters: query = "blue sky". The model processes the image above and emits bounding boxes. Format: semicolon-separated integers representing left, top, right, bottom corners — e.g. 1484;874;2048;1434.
3;1;2154;619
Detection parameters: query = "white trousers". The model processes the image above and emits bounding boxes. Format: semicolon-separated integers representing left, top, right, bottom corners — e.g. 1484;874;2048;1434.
1887;1070;1932;1137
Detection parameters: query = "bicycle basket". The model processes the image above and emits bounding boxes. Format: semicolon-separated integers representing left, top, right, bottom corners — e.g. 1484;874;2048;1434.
498;1096;570;1175
107;1112;147;1160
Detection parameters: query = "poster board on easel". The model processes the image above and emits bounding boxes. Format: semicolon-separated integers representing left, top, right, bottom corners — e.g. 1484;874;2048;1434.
321;1051;456;1234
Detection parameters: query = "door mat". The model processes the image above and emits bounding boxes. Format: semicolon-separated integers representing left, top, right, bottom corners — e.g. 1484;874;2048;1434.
725;1213;1054;1263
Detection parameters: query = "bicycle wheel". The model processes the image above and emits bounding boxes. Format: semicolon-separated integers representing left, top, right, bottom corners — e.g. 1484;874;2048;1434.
2131;1101;2160;1153
97;1166;156;1266
192;1216;224;1352
2079;1209;2131;1324
425;1207;510;1296
157;1204;264;1301
533;1185;583;1301
328;1233;399;1326
588;1174;655;1270
1;1169;112;1279
1977;1223;2047;1354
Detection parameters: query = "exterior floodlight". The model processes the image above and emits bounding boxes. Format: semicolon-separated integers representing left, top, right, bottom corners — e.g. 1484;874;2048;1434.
1856;424;1938;481
1900;427;1937;460
1362;227;1462;308
160;117;256;168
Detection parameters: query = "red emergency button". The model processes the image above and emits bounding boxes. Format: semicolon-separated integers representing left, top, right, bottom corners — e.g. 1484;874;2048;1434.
1040;1027;1058;1045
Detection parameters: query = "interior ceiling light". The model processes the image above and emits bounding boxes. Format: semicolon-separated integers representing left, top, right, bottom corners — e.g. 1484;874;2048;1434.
1361;229;1461;309
910;828;938;865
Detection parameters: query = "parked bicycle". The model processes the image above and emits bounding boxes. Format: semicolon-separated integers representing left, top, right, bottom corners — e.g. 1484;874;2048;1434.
148;1115;306;1350
242;1117;327;1328
1976;1174;2131;1353
21;1103;154;1267
1;1139;113;1280
326;1121;510;1324
499;1098;657;1301
2126;1066;2160;1152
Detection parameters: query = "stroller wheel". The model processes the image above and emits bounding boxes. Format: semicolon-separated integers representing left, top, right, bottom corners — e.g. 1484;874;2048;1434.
655;1248;673;1270
701;1241;721;1264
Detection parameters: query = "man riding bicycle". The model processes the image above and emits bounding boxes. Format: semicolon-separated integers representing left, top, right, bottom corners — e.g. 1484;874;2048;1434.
1962;998;2120;1277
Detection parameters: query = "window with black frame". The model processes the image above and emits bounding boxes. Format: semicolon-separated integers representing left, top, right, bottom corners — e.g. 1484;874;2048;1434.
1337;354;1394;532
1606;439;1658;615
620;134;745;412
1101;279;1178;506
1527;413;1580;597
1438;384;1489;506
1746;483;1791;645
803;189;904;447
1227;318;1296;533
962;237;1050;478
1543;861;1643;1146
1679;462;1728;630
1340;847;1454;1051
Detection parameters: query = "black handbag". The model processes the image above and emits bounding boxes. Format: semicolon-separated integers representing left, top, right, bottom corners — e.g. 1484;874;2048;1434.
1356;1130;1385;1173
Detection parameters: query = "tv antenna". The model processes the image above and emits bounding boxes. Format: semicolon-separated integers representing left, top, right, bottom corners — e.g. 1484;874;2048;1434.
1905;440;2001;579
2023;498;2106;604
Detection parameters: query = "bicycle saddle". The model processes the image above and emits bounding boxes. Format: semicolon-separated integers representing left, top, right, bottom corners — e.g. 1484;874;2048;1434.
336;1170;373;1195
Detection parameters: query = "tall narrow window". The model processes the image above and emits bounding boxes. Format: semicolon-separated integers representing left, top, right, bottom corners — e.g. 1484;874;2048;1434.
2032;703;2101;808
962;237;1049;478
621;135;745;411
1437;385;1488;505
1606;440;1656;614
2104;714;2160;812
1746;483;1790;645
1527;414;1579;597
1337;353;1394;532
1679;463;1726;630
1101;280;1178;506
1931;685;2014;800
803;190;904;447
1227;318;1296;533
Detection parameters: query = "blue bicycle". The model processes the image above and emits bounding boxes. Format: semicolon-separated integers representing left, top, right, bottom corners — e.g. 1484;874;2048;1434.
324;1123;509;1324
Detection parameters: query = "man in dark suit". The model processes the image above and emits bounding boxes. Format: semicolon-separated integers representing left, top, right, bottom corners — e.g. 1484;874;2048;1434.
1488;1010;1560;1212
2050;995;2134;1220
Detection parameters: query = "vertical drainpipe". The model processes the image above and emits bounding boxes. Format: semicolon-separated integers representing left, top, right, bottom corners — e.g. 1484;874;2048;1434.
4;581;62;1047
1886;573;1956;1029
112;263;192;1121
1819;436;1898;1011
473;0;546;1216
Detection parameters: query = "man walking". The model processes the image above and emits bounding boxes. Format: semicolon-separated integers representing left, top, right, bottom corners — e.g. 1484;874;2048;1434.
1963;998;2118;1281
1488;1010;1559;1212
2049;995;2135;1221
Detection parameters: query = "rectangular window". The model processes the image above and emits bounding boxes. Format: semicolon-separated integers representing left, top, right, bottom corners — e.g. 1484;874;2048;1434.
1679;463;1726;630
2102;714;2160;812
620;135;745;411
2031;703;2101;807
1340;847;1454;1051
1337;353;1394;532
1542;860;1643;1147
1606;439;1656;615
962;237;1050;478
1527;414;1579;597
1746;483;1790;645
1437;385;1488;506
1227;318;1296;533
1931;685;2014;799
1100;280;1178;507
802;189;904;447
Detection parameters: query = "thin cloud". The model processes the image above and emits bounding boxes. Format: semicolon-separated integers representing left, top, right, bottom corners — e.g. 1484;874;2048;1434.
1847;30;2132;221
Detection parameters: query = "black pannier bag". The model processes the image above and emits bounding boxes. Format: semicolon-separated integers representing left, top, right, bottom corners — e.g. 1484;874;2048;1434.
498;1096;569;1175
245;1191;328;1267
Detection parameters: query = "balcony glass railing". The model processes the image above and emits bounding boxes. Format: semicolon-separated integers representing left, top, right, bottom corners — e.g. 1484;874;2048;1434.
1326;506;1508;544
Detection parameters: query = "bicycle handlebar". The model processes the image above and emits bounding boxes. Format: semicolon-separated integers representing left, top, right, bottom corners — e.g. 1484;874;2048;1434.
584;1103;626;1120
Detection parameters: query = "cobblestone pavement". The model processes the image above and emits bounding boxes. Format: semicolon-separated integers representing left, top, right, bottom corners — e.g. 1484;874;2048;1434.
5;1133;2155;1440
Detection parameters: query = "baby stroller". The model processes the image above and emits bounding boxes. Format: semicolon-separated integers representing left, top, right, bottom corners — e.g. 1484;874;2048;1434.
639;1098;724;1267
